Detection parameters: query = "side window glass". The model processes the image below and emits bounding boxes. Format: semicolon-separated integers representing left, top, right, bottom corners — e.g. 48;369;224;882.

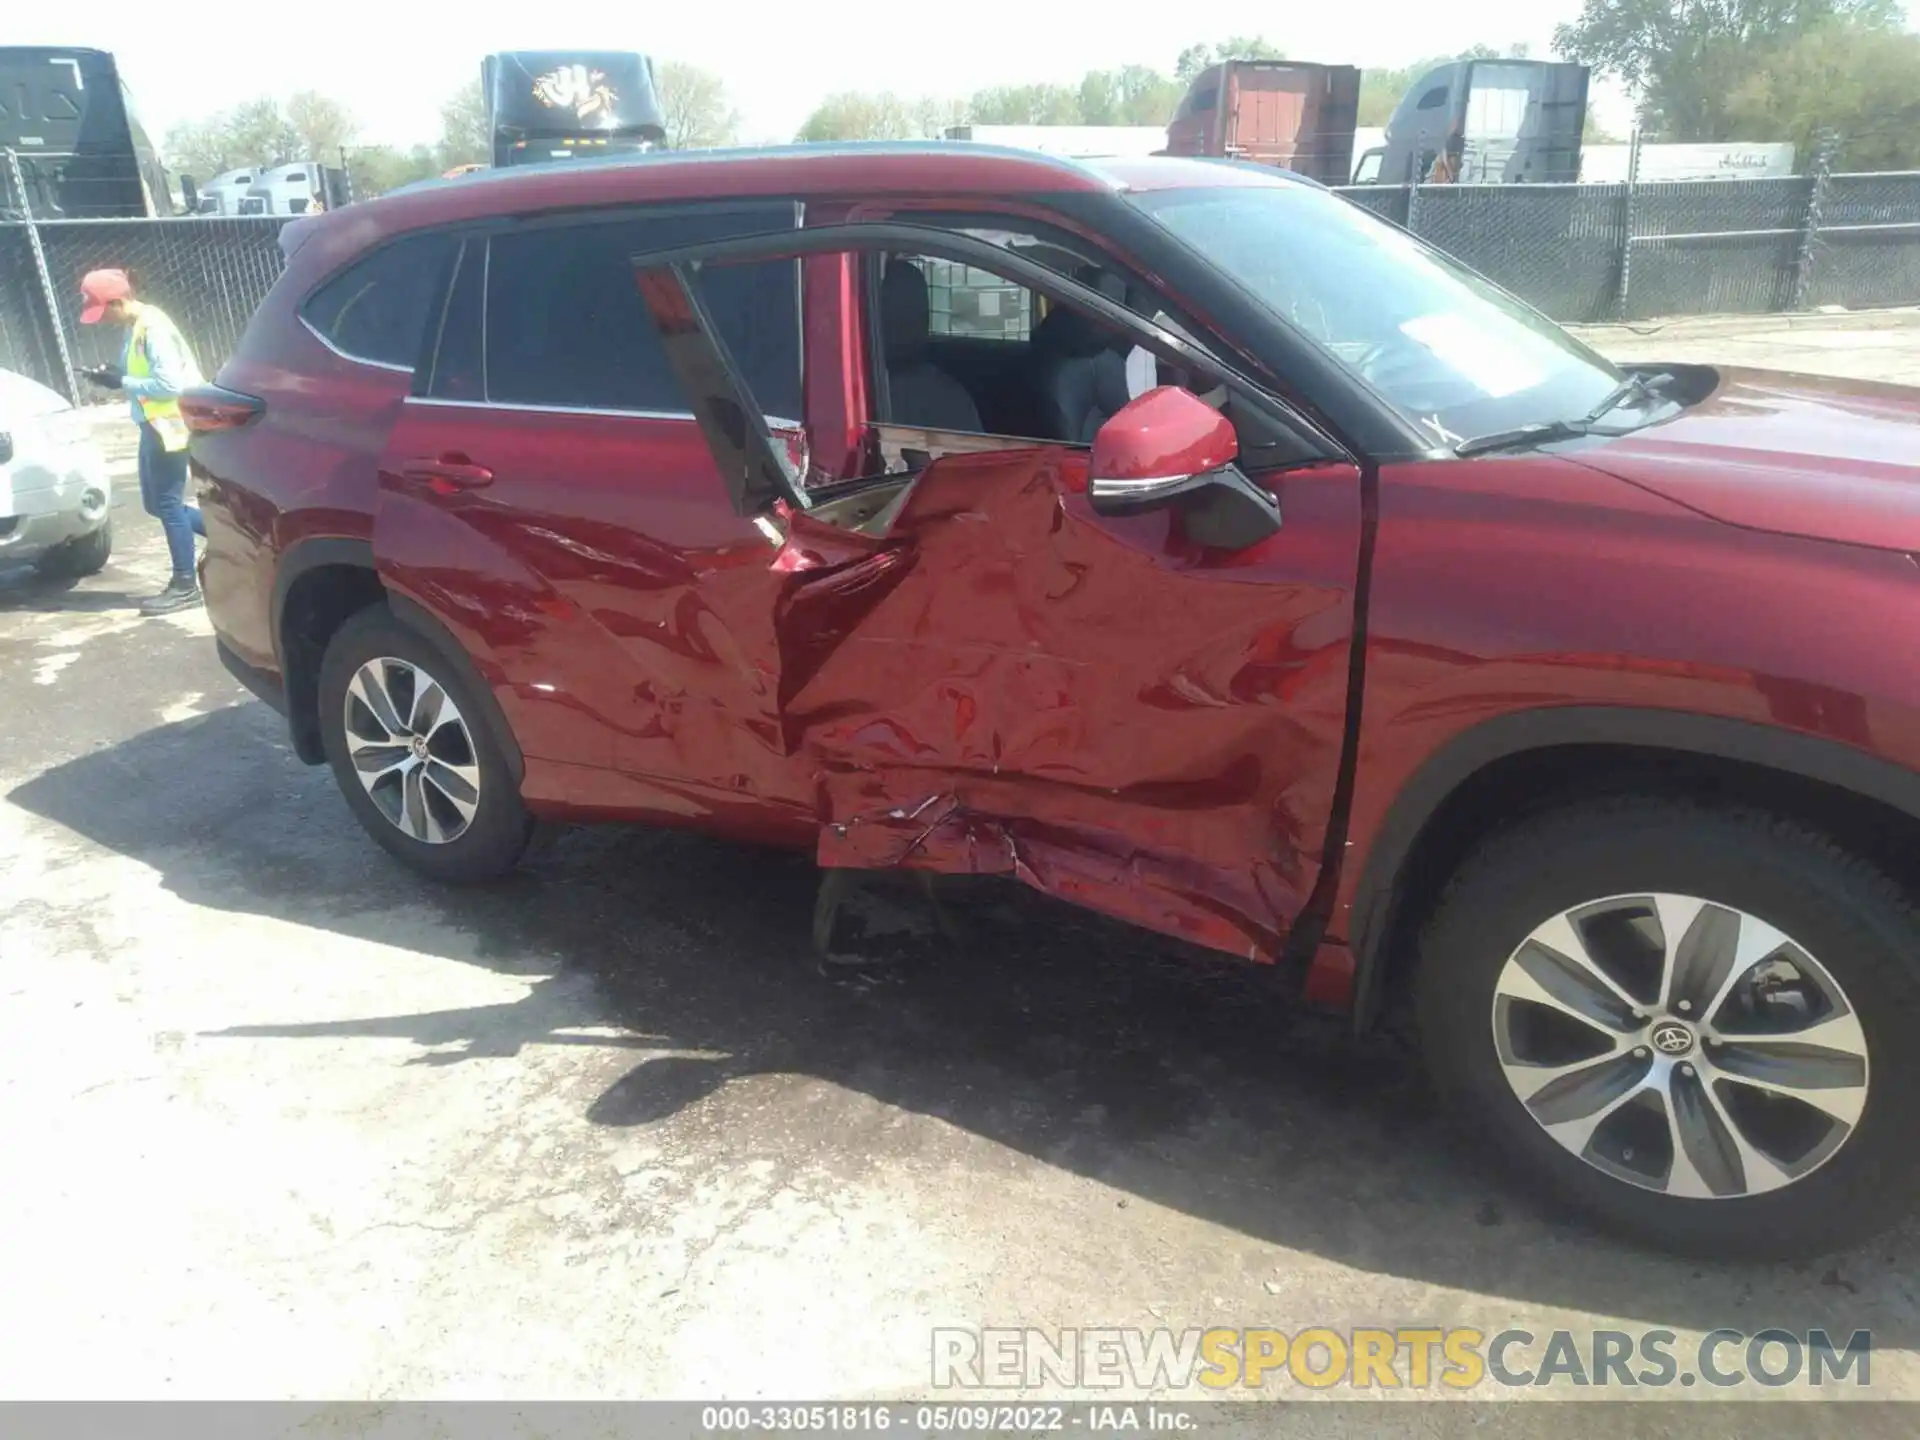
302;231;457;369
484;209;801;416
1416;86;1450;111
693;257;804;422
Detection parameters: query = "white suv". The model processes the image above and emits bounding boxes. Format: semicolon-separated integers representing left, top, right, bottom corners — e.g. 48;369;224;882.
0;367;113;578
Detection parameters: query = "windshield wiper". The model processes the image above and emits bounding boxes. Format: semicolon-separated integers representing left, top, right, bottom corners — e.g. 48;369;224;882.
1453;369;1672;458
1452;418;1587;457
1581;369;1664;426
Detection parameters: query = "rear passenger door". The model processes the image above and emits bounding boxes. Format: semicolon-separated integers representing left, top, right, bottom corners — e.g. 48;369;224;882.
370;204;816;822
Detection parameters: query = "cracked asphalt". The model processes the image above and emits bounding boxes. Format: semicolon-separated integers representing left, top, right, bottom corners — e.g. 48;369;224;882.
4;314;1920;1418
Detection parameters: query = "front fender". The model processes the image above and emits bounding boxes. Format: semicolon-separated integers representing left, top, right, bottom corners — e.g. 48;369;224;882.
1338;457;1920;1028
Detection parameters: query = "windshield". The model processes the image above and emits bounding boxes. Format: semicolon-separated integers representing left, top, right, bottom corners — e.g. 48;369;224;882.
1132;182;1623;448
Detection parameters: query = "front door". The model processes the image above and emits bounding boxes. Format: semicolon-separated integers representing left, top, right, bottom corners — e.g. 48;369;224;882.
634;225;1366;961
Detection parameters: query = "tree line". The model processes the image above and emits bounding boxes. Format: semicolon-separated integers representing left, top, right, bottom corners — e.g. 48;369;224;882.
163;7;1920;197
1555;0;1920;171
796;41;1579;142
163;60;741;197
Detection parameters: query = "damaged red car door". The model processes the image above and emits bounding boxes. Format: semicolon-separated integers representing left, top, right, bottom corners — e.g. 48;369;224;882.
637;231;1365;961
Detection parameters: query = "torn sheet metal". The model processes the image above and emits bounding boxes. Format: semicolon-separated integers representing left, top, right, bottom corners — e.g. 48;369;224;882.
777;448;1363;961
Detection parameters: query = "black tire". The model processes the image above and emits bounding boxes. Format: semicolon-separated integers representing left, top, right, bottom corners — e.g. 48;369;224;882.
1415;797;1920;1258
35;519;112;578
316;604;532;884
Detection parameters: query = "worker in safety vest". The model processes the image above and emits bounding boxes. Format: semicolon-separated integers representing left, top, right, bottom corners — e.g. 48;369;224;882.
76;268;208;615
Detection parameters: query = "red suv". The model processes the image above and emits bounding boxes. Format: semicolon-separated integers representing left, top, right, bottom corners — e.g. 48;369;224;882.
185;144;1920;1258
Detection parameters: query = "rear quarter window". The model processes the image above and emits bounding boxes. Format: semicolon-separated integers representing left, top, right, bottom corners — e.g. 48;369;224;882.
301;231;457;369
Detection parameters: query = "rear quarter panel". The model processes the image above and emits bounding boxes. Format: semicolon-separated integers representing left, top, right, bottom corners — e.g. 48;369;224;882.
193;251;404;673
1336;452;1920;947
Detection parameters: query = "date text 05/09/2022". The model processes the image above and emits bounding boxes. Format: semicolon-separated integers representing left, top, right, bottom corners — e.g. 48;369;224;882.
700;1404;1197;1433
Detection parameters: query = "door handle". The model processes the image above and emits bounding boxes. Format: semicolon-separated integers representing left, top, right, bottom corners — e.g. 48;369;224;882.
400;455;494;490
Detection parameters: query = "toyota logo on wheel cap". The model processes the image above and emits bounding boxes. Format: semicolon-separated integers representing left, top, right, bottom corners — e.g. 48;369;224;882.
1651;1020;1696;1056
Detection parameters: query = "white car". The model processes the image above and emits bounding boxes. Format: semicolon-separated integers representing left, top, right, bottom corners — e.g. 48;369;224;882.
0;367;113;578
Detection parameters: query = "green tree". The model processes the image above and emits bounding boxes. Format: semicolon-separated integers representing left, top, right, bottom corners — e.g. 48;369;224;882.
285;91;358;166
163;97;302;177
796;91;956;142
1715;22;1920;169
1084;64;1186;125
1174;35;1286;84
658;60;741;149
436;80;491;169
967;83;1083;125
162;117;228;178
344;143;440;197
1552;0;1902;138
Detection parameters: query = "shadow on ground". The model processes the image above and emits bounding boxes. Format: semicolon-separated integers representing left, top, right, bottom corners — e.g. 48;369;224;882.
11;703;1918;1342
0;572;145;613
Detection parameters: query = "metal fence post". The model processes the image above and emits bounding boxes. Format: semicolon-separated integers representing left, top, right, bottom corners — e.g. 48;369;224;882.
1614;128;1642;320
7;148;79;402
1404;148;1423;236
1792;129;1839;312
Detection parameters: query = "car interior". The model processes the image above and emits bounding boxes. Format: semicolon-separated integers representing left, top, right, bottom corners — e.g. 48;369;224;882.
801;242;1234;537
872;243;1165;448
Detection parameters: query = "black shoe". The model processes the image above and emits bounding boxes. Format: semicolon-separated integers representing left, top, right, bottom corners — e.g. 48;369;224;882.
140;575;203;616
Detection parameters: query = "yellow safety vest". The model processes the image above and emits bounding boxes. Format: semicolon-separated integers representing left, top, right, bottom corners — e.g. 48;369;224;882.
126;307;202;453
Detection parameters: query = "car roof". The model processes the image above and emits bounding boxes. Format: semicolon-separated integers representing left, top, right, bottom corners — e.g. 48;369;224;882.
288;143;1311;271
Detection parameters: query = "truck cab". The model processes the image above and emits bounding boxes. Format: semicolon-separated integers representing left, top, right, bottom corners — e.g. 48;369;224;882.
239;162;347;216
190;168;259;216
1162;61;1360;187
482;50;666;168
1355;59;1588;185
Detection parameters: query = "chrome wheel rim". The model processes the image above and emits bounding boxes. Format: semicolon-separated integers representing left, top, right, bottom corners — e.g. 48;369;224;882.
342;657;482;845
1490;893;1869;1200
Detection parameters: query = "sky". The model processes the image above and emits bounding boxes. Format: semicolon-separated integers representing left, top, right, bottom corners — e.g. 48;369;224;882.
16;1;1638;151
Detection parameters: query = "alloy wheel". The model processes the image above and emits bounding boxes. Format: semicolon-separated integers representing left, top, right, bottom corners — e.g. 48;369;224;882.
1490;893;1869;1200
341;656;482;845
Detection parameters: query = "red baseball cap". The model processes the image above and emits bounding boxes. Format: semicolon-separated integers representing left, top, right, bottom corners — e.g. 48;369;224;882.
78;268;132;324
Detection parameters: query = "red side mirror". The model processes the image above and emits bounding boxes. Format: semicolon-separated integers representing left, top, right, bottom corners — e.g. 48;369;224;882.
1089;386;1240;514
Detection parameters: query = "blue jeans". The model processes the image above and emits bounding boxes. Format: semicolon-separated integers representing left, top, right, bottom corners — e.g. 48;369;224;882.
137;421;205;580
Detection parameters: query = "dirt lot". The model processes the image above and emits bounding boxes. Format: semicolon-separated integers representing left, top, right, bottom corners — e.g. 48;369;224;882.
4;313;1920;1418
1572;306;1920;385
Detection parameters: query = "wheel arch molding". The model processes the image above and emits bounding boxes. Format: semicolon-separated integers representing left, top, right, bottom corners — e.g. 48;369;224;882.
270;537;525;785
1347;705;1920;1032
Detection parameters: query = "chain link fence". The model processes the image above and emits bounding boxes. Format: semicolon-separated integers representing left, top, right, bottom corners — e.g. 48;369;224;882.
44;217;288;373
1808;173;1920;310
3;150;1920;402
1340;157;1920;325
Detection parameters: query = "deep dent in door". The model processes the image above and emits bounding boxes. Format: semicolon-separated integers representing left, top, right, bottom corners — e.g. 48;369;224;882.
768;448;1360;962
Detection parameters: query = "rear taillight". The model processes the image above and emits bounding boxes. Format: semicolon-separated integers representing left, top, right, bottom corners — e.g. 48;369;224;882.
180;384;264;435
